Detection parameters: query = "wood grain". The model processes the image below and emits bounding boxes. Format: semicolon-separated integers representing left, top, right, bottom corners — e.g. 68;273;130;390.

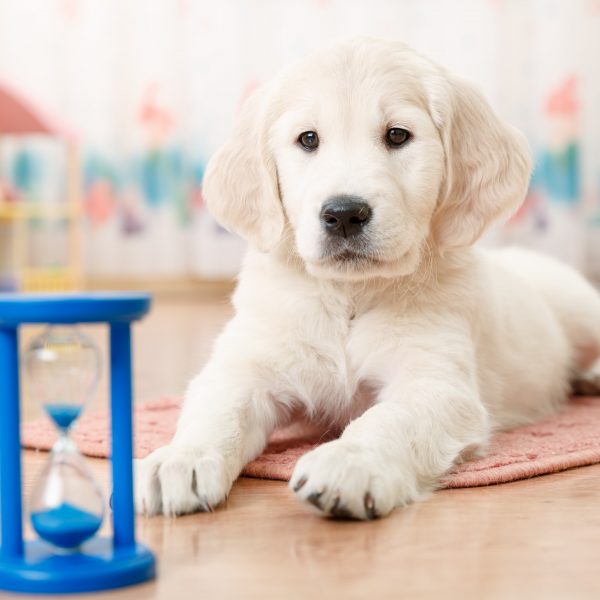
16;296;600;600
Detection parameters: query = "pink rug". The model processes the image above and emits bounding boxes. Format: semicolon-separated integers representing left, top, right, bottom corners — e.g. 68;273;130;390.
21;396;600;488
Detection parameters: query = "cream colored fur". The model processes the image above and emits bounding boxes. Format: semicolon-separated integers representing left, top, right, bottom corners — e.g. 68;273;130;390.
135;39;600;520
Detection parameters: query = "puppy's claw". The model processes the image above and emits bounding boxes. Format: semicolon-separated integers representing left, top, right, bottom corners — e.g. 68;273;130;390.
307;489;326;510
330;495;354;520
191;469;200;498
293;476;308;492
364;492;378;520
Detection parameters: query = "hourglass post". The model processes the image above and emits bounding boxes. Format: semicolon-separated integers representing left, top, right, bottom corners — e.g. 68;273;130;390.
109;321;135;549
0;293;155;594
0;325;24;560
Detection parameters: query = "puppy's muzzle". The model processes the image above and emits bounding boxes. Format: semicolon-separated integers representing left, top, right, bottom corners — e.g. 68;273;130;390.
320;196;372;238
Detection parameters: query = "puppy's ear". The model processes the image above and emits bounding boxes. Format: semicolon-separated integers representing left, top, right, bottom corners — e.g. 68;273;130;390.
427;74;532;249
202;87;284;251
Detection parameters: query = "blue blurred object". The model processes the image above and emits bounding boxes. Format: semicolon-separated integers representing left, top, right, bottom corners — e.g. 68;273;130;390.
0;292;155;593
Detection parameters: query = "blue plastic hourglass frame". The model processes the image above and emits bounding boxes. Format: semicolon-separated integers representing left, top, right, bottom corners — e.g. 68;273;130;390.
0;293;156;594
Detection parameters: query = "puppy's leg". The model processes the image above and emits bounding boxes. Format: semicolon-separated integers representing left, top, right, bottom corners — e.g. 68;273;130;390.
135;331;283;517
290;346;489;520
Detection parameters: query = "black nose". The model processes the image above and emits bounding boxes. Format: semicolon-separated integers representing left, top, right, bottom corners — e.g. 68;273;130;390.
320;196;372;238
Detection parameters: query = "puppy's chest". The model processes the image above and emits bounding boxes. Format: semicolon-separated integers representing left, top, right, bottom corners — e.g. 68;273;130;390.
293;301;381;414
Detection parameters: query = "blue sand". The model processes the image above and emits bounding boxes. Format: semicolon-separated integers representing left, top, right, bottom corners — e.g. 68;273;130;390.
31;503;102;549
44;404;81;430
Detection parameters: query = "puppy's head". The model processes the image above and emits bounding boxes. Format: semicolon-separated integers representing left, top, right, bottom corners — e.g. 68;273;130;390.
203;38;531;281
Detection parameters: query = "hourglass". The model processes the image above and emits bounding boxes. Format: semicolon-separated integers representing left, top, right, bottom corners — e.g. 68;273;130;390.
0;293;156;594
26;326;104;550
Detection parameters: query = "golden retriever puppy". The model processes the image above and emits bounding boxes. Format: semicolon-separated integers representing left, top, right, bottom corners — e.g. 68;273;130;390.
135;38;600;519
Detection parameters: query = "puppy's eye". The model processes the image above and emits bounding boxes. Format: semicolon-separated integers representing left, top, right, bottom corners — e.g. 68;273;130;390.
298;131;319;151
385;127;411;148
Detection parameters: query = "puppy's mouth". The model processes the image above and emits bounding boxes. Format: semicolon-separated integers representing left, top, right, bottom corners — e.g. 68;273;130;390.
317;242;385;272
325;249;381;265
317;233;380;264
304;233;418;281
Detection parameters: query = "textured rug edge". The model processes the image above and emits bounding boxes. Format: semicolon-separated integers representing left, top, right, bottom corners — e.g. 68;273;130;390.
21;396;600;489
442;448;600;488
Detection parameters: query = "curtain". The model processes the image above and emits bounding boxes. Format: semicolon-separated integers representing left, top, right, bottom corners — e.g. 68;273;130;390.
0;0;598;279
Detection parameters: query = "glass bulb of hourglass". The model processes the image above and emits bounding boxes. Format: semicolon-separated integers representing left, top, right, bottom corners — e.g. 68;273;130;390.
25;326;100;430
25;326;104;550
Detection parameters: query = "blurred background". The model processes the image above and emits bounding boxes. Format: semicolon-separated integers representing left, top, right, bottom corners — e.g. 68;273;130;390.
0;0;599;293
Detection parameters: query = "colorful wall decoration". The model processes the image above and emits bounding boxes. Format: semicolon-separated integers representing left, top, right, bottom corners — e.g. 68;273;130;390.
0;0;598;279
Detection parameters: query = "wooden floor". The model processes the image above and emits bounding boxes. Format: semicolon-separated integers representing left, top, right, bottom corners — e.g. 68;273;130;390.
16;294;600;600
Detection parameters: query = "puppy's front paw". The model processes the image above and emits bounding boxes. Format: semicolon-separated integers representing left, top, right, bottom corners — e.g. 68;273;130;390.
289;440;420;520
134;446;232;517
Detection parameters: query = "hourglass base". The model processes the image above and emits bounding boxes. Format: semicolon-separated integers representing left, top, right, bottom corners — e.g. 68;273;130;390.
0;537;155;593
